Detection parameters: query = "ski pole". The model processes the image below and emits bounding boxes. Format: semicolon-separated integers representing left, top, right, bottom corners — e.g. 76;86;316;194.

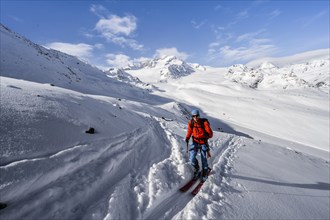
206;139;211;159
207;150;211;159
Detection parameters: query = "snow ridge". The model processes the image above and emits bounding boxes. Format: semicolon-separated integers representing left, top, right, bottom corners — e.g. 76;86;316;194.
226;59;329;90
0;23;150;100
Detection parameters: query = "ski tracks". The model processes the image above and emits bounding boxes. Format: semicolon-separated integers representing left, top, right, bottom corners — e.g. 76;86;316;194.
185;135;246;220
1;115;247;220
0;121;170;220
143;124;247;220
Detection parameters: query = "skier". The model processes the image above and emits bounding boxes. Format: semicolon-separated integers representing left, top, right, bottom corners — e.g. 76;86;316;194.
185;109;213;182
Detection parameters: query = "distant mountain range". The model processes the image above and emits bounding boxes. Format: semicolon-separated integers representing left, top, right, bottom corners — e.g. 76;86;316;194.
1;23;329;91
122;54;329;91
226;59;329;90
124;55;196;82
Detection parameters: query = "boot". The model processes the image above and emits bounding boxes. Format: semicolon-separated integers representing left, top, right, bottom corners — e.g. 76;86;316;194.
193;163;200;179
202;168;209;182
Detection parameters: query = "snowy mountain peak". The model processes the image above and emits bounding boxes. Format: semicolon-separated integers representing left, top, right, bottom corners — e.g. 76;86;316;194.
259;62;278;69
160;55;180;64
304;59;329;68
106;68;154;91
189;63;207;71
126;55;195;82
228;64;250;72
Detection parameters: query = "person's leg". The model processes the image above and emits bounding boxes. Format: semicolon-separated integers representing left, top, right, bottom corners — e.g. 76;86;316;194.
201;144;209;181
189;143;200;177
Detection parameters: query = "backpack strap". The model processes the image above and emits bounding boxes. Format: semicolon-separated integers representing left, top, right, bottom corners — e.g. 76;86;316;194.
190;118;208;130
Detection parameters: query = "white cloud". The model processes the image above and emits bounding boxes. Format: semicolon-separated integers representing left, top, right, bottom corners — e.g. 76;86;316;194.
83;32;95;38
94;43;104;49
133;56;151;63
191;20;207;29
90;4;109;18
208;30;277;65
246;48;330;67
92;10;144;51
208;43;277;65
214;4;222;11
106;53;132;67
302;10;328;27
111;36;144;51
236;9;249;20
45;42;96;58
154;47;189;60
219;44;277;62
236;29;266;42
95;15;137;36
209;42;220;48
268;9;281;19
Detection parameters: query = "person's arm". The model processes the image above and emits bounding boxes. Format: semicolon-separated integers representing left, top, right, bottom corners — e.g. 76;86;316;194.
204;120;213;139
186;120;193;141
185;121;192;153
204;120;212;158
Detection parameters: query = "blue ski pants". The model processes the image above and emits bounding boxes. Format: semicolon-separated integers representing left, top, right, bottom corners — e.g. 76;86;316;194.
189;142;208;171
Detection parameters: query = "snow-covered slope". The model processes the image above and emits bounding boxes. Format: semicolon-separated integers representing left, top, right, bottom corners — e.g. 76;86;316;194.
0;24;154;103
0;23;329;220
0;77;180;219
157;68;329;152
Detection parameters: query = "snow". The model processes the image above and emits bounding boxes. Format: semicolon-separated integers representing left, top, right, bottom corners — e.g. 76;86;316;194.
226;142;329;219
0;24;329;220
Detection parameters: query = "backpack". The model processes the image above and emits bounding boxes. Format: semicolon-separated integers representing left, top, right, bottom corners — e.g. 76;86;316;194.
189;118;211;147
189;118;209;131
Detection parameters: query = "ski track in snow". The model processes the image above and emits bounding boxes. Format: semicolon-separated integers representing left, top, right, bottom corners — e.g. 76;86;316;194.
1;112;245;220
143;130;246;220
171;136;246;220
0;121;172;220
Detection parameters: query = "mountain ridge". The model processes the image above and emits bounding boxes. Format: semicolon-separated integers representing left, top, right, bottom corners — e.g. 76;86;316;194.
0;23;157;102
1;23;328;92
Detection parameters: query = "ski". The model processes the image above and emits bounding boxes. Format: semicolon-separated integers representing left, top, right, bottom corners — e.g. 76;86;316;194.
191;168;212;196
191;182;204;196
179;172;200;192
180;168;212;193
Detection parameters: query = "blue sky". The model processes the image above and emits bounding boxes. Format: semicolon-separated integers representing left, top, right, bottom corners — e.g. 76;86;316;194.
1;1;329;69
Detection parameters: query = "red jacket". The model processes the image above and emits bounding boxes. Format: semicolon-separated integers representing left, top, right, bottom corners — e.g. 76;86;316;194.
186;118;213;144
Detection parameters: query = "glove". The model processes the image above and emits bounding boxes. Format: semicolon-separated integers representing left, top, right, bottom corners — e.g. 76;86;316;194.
185;138;189;143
